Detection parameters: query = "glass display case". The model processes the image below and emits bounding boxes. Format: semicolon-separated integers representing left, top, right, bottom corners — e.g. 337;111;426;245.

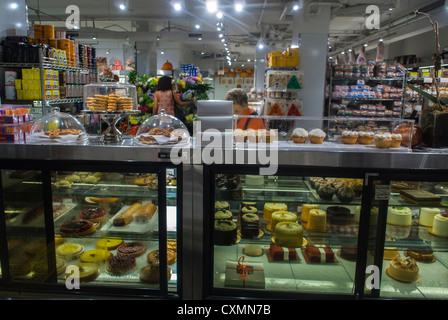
203;166;375;299
0;161;181;298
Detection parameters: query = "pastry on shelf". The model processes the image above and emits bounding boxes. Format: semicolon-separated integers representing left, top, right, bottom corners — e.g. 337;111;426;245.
418;207;440;227
386;254;420;283
56;242;84;261
404;246;435;263
431;212;448;237
59;219;96;237
106;254;136;276
214;220;237;246
273;222;303;247
240;213;260;239
341;131;358;144
316;183;335;201
306;209;327;232
303;244;336;263
78;207;108;224
268;211;297;232
308;128;326;144
117;241;146;257
301;204;319;223
147;249;177;265
140;264;172;283
291;128;308;144
386;207;412;226
263;203;287;221
335;185;355;203
80;249;111;264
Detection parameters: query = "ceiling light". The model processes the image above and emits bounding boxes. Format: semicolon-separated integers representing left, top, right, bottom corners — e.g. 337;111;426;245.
161;51;165;55
217;27;221;31
157;36;160;40
198;37;202;41
201;52;205;55
173;2;182;11
247;59;250;62
216;11;223;19
258;43;264;50
92;36;97;40
379;38;383;42
119;3;126;10
363;43;368;47
221;38;225;42
219;33;223;38
206;0;218;13
195;24;201;29
234;0;244;12
9;2;18;9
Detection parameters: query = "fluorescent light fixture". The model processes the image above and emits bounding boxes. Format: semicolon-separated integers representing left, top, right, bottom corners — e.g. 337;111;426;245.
206;0;218;13
216;11;223;19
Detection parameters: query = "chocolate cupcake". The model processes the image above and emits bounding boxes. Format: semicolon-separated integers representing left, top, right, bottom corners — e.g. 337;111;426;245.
241;213;260;239
316;183;335;201
336;185;355;203
214;220;237;246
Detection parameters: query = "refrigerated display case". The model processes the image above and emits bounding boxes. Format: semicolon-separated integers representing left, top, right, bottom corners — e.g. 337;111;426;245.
0;156;183;298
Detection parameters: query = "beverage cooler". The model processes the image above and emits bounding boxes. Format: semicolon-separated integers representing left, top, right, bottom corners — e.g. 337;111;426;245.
0;151;184;299
199;153;448;300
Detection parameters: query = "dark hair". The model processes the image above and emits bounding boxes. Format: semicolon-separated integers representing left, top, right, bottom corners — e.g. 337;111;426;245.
157;76;173;91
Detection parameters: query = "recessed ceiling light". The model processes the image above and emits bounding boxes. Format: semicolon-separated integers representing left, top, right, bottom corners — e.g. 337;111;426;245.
221;38;225;42
206;0;218;13
258;43;264;50
216;11;223;19
119;3;126;10
9;2;18;9
195;24;200;29
161;51;165;55
173;2;182;11
198;37;202;40
219;33;223;38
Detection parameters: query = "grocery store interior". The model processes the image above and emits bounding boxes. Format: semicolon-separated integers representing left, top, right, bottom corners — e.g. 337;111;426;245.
0;0;448;302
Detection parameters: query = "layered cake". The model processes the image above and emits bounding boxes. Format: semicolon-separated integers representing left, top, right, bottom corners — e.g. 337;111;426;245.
268;244;298;261
387;255;420;282
273;222;303;247
339;245;357;261
306;209;327;232
269;211;297;232
419;207;440;227
241;213;260;239
303;245;335;263
405;246;434;262
263;203;287;221
215;210;233;220
240;205;257;220
431;213;448;237
387;207;412;226
241;201;257;210
301;204;319;223
214;220;237;245
327;206;352;225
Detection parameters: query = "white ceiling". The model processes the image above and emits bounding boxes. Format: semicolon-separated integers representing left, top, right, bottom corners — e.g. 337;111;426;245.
25;0;446;63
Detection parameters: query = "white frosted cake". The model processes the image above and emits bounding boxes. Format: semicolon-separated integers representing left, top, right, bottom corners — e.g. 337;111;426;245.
244;244;263;256
419;208;440;227
432;213;448;237
387;207;412;226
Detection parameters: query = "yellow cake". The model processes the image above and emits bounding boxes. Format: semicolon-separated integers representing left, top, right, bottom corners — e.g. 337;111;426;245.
306;209;327;232
268;211;297;231
387;255;420;282
263;203;287;221
274;222;303;247
387;207;412;226
301;204;319;222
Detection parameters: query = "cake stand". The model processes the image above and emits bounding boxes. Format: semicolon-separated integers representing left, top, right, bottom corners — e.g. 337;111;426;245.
82;110;140;144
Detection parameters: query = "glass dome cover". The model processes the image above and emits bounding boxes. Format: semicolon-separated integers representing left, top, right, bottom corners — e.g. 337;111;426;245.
83;82;138;112
134;109;190;145
28;108;88;144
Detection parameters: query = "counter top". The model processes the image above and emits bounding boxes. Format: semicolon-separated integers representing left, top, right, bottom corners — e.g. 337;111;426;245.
0;136;447;170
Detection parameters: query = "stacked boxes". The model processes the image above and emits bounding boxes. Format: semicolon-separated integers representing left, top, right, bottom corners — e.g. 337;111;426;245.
18;69;42;100
0;106;34;143
267;47;300;68
43;69;60;100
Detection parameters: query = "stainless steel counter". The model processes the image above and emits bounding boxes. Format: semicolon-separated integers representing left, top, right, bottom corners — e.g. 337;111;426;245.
0;136;448;170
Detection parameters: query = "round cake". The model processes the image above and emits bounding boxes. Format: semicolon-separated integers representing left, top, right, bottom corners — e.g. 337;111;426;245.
301;204;319;223
214;210;233;220
419;208;440;227
243;244;264;256
383;247;399;260
387;255;420;282
96;237;123;250
263;203;287;221
80;249;111;264
70;262;100;282
146;249;177;265
78;207;108;224
117;241;146;257
56;243;84;261
214;219;237;245
306;209;327;232
274;222;303;247
269;211;297;232
240;213;260;239
59;219;96;237
327;206;352;225
431;213;448;237
106;254;136;276
140;264;172;283
387;207;412;226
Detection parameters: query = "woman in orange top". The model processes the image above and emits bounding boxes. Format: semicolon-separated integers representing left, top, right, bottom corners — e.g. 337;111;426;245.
225;88;265;130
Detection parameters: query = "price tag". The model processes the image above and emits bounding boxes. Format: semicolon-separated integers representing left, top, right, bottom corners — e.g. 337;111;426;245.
423;78;433;83
375;185;391;201
440;78;448;83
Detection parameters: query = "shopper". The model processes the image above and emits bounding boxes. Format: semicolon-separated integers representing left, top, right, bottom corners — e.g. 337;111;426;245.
225;88;265;130
153;76;194;117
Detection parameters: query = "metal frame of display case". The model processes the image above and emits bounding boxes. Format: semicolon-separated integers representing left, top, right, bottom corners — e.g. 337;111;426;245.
0;158;183;299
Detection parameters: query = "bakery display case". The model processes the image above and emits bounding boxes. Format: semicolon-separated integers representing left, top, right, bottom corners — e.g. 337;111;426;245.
0;160;181;298
203;165;376;299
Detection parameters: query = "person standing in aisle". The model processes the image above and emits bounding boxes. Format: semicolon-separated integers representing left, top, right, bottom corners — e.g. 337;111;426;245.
225;88;265;130
152;76;194;117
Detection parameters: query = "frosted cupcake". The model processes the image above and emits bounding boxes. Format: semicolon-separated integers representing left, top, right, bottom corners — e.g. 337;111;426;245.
309;129;326;144
246;129;257;143
374;133;392;148
357;131;374;145
390;134;402;148
259;129;276;143
292;128;308;144
233;129;246;143
341;131;358;144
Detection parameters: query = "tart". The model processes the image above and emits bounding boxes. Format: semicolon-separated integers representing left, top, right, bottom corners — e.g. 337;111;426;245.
59;219;96;237
117;241;146;257
147;249;177;265
56;243;84;261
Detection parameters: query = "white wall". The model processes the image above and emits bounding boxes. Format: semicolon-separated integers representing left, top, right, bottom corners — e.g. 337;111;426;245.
0;0;27;40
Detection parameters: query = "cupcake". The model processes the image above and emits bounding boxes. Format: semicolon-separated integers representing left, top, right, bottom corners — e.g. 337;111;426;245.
233;129;246;143
317;183;335;201
309;129;326;144
336;185;355;203
357;131;374;145
292;128;308;144
246;129;257;143
374;133;392;148
341;131;358;144
215;210;233;220
390;134;402;148
259;129;276;143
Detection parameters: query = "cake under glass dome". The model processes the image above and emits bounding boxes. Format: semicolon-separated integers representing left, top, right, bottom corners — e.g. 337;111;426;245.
134;109;190;146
